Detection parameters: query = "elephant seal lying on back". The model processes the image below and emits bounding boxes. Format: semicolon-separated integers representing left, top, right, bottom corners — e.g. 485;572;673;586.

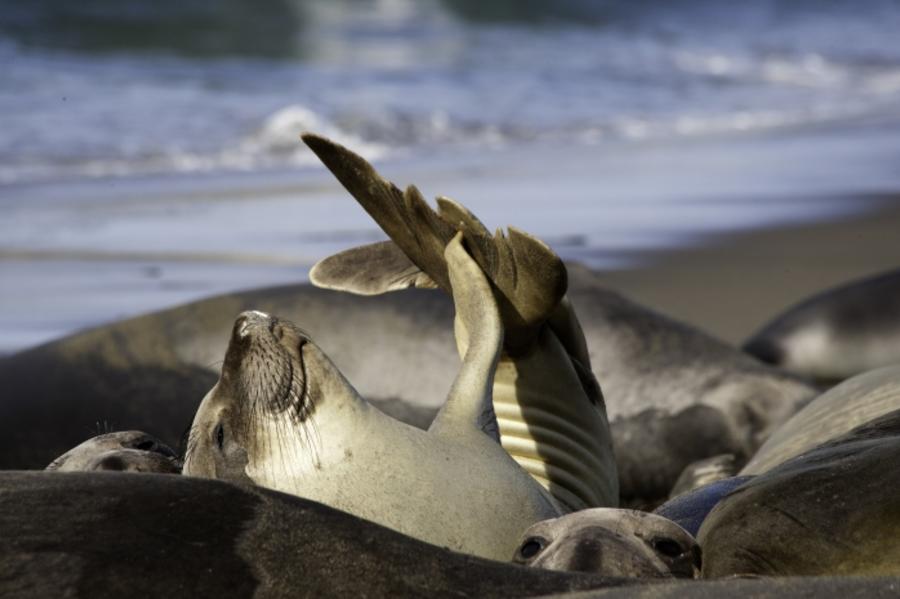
183;236;563;560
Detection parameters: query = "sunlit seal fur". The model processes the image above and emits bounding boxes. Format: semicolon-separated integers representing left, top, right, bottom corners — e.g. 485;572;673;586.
699;407;900;577
513;508;701;579
45;430;180;473
182;235;562;560
303;132;617;510
744;268;900;382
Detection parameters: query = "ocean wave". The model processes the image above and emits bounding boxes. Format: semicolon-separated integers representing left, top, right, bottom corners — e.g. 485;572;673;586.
3;0;900;185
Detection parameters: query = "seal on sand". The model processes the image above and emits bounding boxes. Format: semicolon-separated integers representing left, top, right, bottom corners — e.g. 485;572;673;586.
513;508;701;579
183;235;562;561
46;430;180;474
744;268;900;382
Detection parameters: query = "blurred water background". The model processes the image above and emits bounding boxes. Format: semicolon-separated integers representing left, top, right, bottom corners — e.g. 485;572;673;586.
2;0;900;352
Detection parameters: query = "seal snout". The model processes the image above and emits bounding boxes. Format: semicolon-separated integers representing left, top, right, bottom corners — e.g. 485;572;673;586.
235;310;272;339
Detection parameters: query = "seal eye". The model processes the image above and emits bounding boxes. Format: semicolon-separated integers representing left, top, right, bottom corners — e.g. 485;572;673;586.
652;537;684;558
519;537;545;559
215;424;225;450
135;439;156;451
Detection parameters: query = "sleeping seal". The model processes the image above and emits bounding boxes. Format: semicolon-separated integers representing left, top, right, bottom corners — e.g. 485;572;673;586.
46;430;180;474
744;268;900;382
513;508;701;579
183;235;562;560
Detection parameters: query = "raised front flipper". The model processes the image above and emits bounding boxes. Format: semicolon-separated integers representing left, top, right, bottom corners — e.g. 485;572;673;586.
429;233;502;441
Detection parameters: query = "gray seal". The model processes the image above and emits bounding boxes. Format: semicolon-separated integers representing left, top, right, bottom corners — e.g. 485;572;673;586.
699;405;900;576
744;268;900;382
513;508;701;579
743;364;900;474
46;430;180;474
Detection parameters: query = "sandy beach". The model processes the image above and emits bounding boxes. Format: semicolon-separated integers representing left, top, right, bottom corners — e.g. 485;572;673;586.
601;193;900;345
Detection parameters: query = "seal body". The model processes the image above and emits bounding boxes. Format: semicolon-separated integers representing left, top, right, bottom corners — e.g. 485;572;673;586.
700;405;900;576
46;430;180;474
0;471;631;598
743;364;900;474
744;268;900;381
513;508;701;579
183;237;562;561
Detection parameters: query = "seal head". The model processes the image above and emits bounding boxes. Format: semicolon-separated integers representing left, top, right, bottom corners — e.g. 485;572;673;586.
513;508;701;579
46;430;180;474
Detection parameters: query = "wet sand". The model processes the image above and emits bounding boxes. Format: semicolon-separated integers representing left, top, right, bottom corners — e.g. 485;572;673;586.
600;194;900;345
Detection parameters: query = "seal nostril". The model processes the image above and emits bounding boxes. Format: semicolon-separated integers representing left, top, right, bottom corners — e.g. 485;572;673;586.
652;537;684;558
129;436;177;459
518;537;546;560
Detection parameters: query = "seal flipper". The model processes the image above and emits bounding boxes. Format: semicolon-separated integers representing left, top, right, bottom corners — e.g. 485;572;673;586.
302;133;455;289
301;133;566;351
428;233;502;442
310;240;437;295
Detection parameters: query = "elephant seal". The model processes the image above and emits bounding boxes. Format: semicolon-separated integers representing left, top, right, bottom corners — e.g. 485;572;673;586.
0;471;635;598
4;474;899;599
183;235;562;561
513;508;701;579
302;132;617;510
743;365;900;474
45;430;180;473
744;268;900;382
699;407;900;577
